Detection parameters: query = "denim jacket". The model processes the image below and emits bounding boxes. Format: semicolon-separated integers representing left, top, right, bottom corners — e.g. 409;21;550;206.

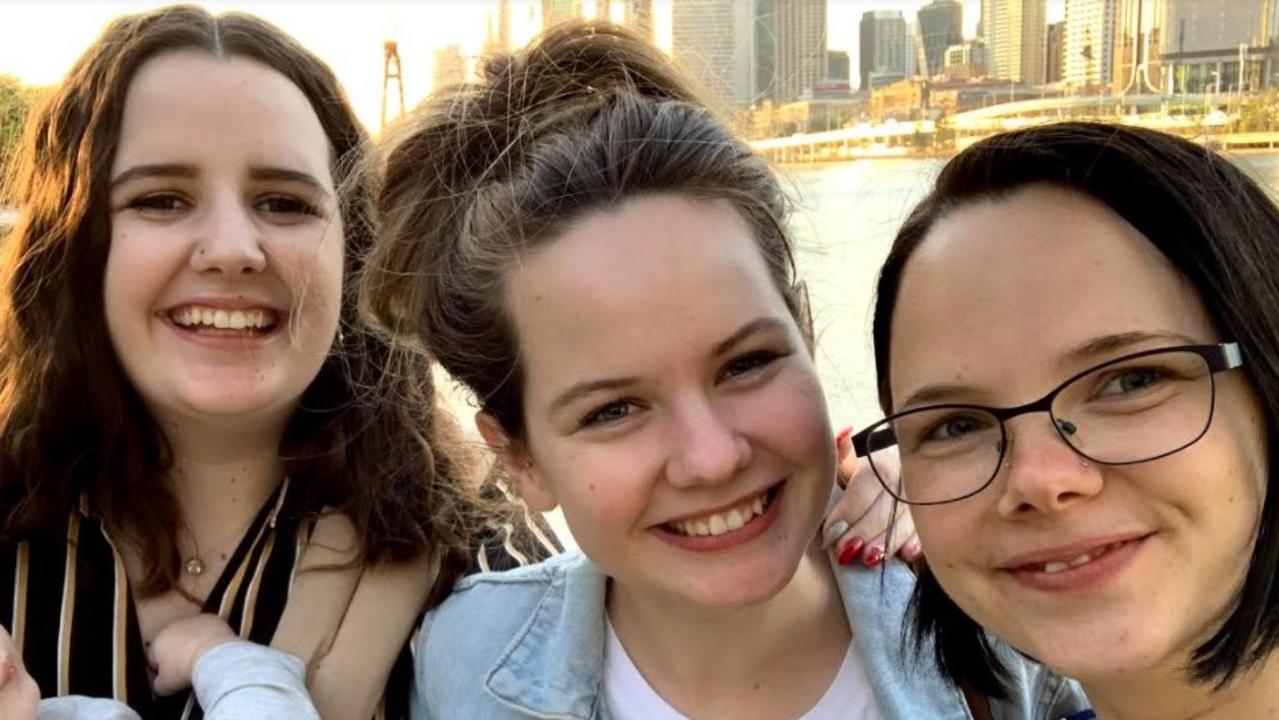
412;551;1087;720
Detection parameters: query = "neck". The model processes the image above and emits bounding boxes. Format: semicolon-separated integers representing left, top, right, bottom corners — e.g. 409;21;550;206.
607;544;849;713
160;412;289;549
1086;650;1279;720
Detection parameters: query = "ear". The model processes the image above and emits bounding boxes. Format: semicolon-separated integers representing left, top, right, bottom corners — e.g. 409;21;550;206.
475;411;559;512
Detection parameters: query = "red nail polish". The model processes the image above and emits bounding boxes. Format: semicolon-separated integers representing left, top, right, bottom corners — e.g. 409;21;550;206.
835;426;854;446
863;546;885;568
903;544;923;562
838;537;864;565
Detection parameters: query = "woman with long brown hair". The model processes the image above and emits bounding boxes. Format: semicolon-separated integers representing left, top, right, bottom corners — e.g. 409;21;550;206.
0;5;550;718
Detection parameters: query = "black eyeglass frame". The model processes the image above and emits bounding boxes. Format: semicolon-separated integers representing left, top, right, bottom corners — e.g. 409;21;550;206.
851;342;1245;506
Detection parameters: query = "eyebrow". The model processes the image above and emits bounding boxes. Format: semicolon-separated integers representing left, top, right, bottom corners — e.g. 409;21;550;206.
713;317;789;356
896;330;1203;410
109;163;197;190
546;316;790;417
109;164;331;198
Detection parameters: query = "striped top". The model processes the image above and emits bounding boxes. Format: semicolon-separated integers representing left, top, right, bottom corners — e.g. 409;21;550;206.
0;478;560;719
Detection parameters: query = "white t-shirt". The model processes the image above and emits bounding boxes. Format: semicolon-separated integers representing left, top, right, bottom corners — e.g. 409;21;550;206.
603;622;885;720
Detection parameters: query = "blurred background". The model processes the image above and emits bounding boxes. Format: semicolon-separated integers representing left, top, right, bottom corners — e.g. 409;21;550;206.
4;0;1279;436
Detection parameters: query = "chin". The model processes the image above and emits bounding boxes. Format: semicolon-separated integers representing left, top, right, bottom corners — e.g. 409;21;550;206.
1009;626;1177;682
682;555;805;610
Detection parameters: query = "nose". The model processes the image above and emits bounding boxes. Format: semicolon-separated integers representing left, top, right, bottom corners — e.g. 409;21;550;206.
995;415;1103;518
190;195;267;275
664;397;753;489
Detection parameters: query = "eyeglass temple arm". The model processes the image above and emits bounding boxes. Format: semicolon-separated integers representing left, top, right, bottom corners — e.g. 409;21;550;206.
851;426;896;458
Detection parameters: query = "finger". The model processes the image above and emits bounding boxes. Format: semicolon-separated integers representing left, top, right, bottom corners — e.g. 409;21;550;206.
836;427;858;485
821;519;850;549
823;463;881;545
900;531;924;563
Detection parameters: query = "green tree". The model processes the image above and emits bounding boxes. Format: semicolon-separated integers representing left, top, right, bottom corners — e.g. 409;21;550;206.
1;75;49;201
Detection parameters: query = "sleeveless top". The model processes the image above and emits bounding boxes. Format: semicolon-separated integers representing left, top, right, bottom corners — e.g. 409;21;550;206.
1;478;559;719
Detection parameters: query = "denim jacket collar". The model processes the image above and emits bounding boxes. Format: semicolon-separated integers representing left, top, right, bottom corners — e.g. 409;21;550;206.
484;553;610;719
480;552;977;720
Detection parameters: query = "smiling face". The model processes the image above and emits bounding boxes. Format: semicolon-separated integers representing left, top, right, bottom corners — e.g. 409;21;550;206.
105;50;343;435
487;195;834;610
891;185;1269;682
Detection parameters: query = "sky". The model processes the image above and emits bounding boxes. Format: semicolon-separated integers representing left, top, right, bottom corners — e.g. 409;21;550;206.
0;0;1064;132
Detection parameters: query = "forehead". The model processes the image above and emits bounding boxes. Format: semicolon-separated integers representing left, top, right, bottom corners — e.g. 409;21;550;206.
507;196;794;394
113;50;332;182
887;185;1216;405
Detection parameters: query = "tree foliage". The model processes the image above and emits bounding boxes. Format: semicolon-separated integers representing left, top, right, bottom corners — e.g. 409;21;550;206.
1;75;49;203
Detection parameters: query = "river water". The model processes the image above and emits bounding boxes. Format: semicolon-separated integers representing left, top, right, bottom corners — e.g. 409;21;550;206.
789;153;1279;432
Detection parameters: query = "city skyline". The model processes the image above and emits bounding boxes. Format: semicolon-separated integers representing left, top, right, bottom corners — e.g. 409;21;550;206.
0;1;1068;130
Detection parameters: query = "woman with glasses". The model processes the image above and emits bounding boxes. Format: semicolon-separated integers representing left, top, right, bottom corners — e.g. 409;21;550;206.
854;121;1279;719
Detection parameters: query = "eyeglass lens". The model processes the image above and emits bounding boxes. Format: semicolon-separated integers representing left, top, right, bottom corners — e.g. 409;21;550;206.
870;349;1216;505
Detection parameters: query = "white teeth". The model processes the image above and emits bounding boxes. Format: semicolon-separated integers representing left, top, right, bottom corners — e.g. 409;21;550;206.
668;490;771;538
1037;542;1124;574
171;306;277;331
725;508;745;531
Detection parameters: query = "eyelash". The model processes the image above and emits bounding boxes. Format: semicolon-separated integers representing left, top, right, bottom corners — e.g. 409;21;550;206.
575;349;789;429
122;193;321;218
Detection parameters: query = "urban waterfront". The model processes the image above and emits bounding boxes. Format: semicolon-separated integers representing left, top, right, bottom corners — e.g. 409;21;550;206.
786;151;1279;431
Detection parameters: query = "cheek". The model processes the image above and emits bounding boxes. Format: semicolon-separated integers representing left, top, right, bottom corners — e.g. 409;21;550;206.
913;503;986;577
751;368;832;466
551;445;653;540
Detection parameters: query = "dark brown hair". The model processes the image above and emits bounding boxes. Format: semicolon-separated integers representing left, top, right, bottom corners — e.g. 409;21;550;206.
1;4;487;598
871;122;1279;695
362;20;809;438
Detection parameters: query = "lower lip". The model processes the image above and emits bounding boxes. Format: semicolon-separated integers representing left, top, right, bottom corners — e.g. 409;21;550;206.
652;482;785;553
1005;536;1148;593
163;316;281;350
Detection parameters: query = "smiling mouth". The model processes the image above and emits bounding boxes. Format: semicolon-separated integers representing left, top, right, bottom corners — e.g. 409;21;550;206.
663;485;780;538
169;306;280;336
1010;538;1141;575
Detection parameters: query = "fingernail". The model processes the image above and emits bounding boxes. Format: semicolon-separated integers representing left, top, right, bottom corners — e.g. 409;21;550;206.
863;545;885;568
903;543;923;562
835;426;854;447
837;537;864;565
822;520;850;548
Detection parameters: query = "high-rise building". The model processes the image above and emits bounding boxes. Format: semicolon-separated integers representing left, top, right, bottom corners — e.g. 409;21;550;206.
775;0;827;103
827;50;851;82
672;0;754;108
1161;0;1276;93
753;0;778;104
1111;0;1165;93
1046;21;1065;82
485;0;513;54
918;0;963;78
432;44;468;91
860;10;908;90
981;0;1047;83
1064;0;1116;88
944;38;988;80
542;0;652;40
541;0;581;26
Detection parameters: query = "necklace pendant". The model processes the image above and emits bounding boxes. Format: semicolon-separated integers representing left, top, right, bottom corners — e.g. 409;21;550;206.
184;557;205;576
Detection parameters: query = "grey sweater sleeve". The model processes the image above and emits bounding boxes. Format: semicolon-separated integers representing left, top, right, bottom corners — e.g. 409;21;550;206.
192;641;320;720
36;640;319;720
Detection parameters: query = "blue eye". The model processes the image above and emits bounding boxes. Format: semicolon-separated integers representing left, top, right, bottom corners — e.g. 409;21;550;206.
580;400;636;428
924;414;991;442
1098;368;1165;396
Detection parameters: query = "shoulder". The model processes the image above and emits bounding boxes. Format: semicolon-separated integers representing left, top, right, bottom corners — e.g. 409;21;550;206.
414;551;594;716
418;551;582;665
988;645;1090;720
